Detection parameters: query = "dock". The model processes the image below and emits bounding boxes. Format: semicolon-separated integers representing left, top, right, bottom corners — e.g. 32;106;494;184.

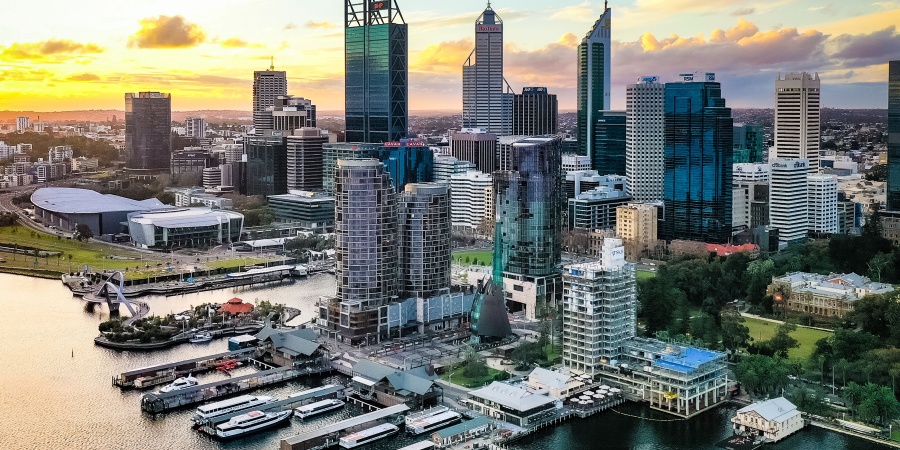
112;348;256;388
280;404;410;450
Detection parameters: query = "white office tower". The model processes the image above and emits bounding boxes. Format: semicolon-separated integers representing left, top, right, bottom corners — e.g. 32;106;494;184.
449;170;493;232
808;175;838;235
16;117;30;131
562;238;635;376
433;156;475;183
462;4;512;135
185;117;206;138
733;163;770;232
769;159;809;247
774;72;820;173
252;65;288;132
562;154;591;173
625;77;665;202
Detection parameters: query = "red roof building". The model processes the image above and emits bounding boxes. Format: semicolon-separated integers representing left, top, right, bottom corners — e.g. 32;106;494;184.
220;297;254;315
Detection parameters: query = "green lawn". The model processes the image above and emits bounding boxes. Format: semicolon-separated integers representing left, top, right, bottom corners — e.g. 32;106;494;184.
744;317;832;360
453;249;493;266
441;366;504;388
636;270;656;280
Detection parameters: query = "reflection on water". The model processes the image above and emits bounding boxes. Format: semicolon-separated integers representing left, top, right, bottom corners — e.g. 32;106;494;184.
0;273;885;450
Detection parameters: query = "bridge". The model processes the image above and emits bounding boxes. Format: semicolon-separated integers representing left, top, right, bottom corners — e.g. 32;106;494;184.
81;271;148;326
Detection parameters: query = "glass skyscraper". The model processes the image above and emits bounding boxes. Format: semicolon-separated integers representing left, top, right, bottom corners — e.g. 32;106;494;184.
345;0;408;143
322;141;433;194
593;110;626;176
125;92;171;171
662;74;734;244
244;135;288;196
888;61;900;210
577;4;611;160
462;4;513;135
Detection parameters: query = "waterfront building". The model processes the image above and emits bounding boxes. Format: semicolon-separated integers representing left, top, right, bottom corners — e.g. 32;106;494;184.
774;72;820;173
267;191;335;233
271;95;317;132
577;3;611;159
253;65;287;131
808;174;838;236
244;134;287;196
616;203;660;261
512;87;558;136
733;124;765;163
345;0;408;143
625;77;665;202
322;141;433;194
399;183;451;299
562;238;635;376
450;128;498;174
287;127;329;191
462;4;512;135
433;156;475;183
592;111;626;176
431;416;492;448
185;117;206;139
31;188;165;237
769;158;809;246
732;164;770;233
127;208;244;249
449;170;493;232
564;171;626;199
562;154;591;173
567;187;631;231
466;382;560;427
888;61;900;210
125;92;172;171
768;272;893;318
493;136;563;320
732;397;804;443
348;359;440;410
662;73;733;244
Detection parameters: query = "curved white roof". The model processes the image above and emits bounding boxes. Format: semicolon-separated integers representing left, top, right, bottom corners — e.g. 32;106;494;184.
31;188;164;214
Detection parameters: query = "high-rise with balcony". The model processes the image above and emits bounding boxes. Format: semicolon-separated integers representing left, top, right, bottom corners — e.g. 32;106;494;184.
577;3;611;160
287;128;329;191
450;170;493;232
562;238;635;376
125;92;172;171
399;183;451;299
625;77;665;202
808;174;838;235
184;117;206;139
345;0;408;143
774;72;820;173
252;65;287;132
462;4;513;135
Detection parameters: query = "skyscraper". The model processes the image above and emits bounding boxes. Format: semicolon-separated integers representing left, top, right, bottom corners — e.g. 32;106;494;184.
252;65;287;131
774;72;820;173
271;96;317;132
593;110;626;176
345;0;408;143
662;73;733;244
125;92;172;171
887;61;900;210
808;174;838;236
512;87;558;136
769;158;809;246
244;134;287;196
399;183;451;299
625;77;665;202
733;123;765;163
286;127;329;191
450;129;498;174
321;141;433;194
577;3;611;159
462;4;513;135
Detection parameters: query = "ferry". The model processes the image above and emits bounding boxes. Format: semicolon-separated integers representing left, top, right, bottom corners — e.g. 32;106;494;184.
189;331;213;343
158;374;198;393
405;410;461;435
339;423;399;448
294;399;345;419
214;409;292;439
288;384;340;399
194;395;276;423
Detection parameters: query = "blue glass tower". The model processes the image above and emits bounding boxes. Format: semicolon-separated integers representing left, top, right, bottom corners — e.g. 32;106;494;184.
345;1;408;143
593;110;626;176
888;61;900;210
662;74;733;244
322;140;433;194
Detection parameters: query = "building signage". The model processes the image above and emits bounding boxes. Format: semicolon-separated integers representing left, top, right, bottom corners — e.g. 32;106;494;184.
679;73;695;82
370;1;388;11
523;87;548;93
384;141;425;147
639;76;659;83
477;25;502;32
706;73;716;82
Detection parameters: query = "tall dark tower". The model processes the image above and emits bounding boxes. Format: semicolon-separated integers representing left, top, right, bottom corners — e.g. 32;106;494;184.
577;2;611;160
345;0;408;143
125;92;172;171
252;61;287;132
888;61;900;210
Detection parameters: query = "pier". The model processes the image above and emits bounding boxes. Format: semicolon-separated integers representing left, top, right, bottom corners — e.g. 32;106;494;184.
112;348;256;388
280;404;410;450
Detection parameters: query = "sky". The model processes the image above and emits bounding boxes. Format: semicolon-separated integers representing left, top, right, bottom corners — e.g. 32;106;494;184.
1;0;899;112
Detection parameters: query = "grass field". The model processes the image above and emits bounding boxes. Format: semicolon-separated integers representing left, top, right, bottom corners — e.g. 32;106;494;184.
453;249;492;266
441;366;504;388
744;316;832;360
636;270;656;280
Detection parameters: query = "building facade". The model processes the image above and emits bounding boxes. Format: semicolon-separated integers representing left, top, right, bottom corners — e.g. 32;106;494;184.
769;158;809;246
565;171;627;200
577;4;611;159
774;72;820;173
271;95;317;132
433;156;475;183
125;92;172;171
322;141;433;195
768;272;893;318
562;154;591;173
462;5;512;135
567;187;631;230
286;127;328;191
244;135;287;196
733;123;765;164
267;191;335;233
888;61;900;210
449;170;493;232
128;208;244;249
625;77;665;202
616;203;659;261
399;183;451;299
807;174;838;235
185;117;206;139
253;67;287;131
512;87;558;136
732;398;804;443
733;163;770;233
593;110;626;176
450;129;498;174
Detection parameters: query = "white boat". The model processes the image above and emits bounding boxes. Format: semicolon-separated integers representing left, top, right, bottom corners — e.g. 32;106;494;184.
294;399;345;419
288;384;340;399
214;409;292;439
158;374;198;393
339;423;399;448
194;395;276;422
189;331;213;343
405;410;461;435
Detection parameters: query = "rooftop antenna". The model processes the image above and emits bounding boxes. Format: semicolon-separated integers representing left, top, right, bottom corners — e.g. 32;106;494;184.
605;0;609;10
487;1;491;8
270;56;274;71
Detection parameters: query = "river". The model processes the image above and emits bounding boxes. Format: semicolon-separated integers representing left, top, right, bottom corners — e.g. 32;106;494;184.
0;273;886;449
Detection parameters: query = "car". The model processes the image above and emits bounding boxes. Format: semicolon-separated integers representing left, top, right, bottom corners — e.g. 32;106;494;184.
788;375;798;380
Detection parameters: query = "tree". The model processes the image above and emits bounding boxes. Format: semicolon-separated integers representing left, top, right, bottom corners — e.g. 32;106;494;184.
831;329;881;362
745;259;775;305
868;252;894;283
835;358;850;386
510;342;543;369
637;276;685;334
734;354;790;397
73;224;93;241
766;322;799;358
463;349;489;379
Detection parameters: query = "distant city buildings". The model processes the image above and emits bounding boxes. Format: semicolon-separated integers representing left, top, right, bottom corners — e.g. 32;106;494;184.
576;4;612;161
463;4;512;135
252;65;287;131
185;117;207;139
271;95;317;132
16;116;30;132
125;92;172;171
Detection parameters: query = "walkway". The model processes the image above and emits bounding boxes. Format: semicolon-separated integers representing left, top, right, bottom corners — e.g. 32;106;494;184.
807;418;900;448
739;312;835;332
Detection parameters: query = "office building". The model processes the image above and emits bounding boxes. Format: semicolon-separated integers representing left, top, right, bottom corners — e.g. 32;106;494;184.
399;183;451;299
345;0;408;142
494;136;563;319
71;157;99;172
125;92;172;171
562;154;591;173
808;174;838;235
449;170;493;232
450;129;498;173
433;156;475;183
568;187;631;231
732;163;770;233
16;116;30;132
774;72;820;173
616;203;659;261
286;127;328;191
185;117;206;139
565;171;627;199
171;187;232;209
593;110;626;176
577;3;611;159
202;167;222;188
128;208;244;249
322;141;433;194
888;61;900;210
769;158;809;246
837;193;860;235
271;95;317;132
34;163;67;183
512;87;558;136
733;123;765;163
268;191;335;233
562;238;635;375
662;74;733;244
244;134;287;196
462;4;512;135
253;65;287;131
625;77;665;202
170;150;213;176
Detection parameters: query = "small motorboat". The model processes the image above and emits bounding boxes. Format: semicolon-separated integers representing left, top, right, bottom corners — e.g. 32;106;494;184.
190;331;213;343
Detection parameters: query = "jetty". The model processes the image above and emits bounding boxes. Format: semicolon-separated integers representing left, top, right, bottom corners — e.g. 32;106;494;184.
280;404;410;450
112;348;256;388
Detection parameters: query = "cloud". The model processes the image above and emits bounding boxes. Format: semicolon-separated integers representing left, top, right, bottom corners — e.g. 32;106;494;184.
283;23;297;30
128;15;207;49
0;39;104;61
505;34;580;87
730;8;755;16
0;68;53;81
550;2;599;22
872;2;899;10
65;73;101;82
631;0;747;14
829;26;900;68
808;4;834;13
414;9;531;30
412;39;472;73
305;20;337;29
219;37;263;48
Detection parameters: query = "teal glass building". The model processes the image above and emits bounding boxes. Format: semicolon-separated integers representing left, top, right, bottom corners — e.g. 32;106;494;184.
345;1;408;143
662;74;733;244
593;111;626;176
244;135;287;196
322;141;433;194
888;61;900;210
576;5;611;159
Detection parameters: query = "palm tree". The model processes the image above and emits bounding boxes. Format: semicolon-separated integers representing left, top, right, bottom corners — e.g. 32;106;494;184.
836;358;850;387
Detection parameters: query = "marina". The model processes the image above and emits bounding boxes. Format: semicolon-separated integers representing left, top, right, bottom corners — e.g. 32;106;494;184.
112;348;256;388
405;406;462;436
339;423;400;449
214;409;294;439
294;399;346;420
280;404;410;450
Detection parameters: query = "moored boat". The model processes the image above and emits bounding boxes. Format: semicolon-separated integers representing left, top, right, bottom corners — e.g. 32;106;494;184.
214;409;292;439
339;423;399;448
158;374;198;393
294;399;345;419
189;331;213;343
194;395;276;423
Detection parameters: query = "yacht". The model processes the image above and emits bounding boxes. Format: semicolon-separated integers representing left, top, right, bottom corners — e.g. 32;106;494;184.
194;395;276;423
294;399;345;419
339;423;399;448
214;409;292;439
189;331;213;343
158;374;198;393
405;410;461;435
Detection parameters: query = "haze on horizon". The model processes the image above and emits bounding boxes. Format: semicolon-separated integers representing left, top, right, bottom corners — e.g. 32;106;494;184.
1;0;899;112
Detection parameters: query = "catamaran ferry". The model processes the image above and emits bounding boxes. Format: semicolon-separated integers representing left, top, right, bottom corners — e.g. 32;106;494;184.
339;423;399;448
405;410;462;435
214;409;292;439
194;395;275;423
294;399;345;419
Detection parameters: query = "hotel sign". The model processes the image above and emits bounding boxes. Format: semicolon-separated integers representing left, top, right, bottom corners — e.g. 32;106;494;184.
477;25;502;33
384;141;425;147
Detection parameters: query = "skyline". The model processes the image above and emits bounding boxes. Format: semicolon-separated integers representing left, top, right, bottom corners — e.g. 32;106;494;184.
1;0;900;112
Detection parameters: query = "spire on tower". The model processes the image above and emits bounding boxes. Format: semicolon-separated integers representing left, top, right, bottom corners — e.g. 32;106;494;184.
270;56;274;71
